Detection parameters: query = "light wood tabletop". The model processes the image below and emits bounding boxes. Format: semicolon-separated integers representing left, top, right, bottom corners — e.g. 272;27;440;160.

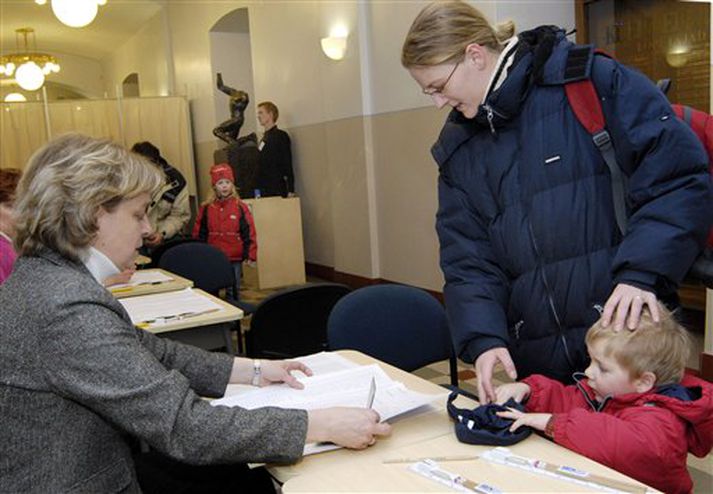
109;269;193;299
275;350;658;493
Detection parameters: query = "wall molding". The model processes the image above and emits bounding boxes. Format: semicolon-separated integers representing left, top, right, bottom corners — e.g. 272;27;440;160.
305;262;443;303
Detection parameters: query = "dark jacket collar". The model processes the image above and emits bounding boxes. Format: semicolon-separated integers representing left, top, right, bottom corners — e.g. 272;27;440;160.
432;26;589;167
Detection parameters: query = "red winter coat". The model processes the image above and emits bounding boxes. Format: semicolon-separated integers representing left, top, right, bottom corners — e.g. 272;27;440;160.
192;197;257;262
522;374;713;494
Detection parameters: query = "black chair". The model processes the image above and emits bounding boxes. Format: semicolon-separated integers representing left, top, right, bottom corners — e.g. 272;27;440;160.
327;284;459;387
148;237;199;269
245;283;351;359
158;242;257;353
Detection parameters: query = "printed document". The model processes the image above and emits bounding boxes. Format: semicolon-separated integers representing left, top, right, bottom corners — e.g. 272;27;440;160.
118;288;223;325
212;353;445;455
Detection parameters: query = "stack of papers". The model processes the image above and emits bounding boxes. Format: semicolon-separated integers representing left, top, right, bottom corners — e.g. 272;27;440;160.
118;288;224;326
110;270;174;289
212;352;444;455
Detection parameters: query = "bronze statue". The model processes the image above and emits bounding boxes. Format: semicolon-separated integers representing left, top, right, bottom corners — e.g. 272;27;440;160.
213;73;250;145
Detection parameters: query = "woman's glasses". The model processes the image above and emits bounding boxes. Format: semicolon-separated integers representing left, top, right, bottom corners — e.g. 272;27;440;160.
423;62;460;96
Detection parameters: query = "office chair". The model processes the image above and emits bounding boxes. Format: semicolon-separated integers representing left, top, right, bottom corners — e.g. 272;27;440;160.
327;284;459;387
245;283;351;359
148;237;199;268
158;242;257;352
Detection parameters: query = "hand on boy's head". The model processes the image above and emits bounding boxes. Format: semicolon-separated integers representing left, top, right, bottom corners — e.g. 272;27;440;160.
601;283;659;332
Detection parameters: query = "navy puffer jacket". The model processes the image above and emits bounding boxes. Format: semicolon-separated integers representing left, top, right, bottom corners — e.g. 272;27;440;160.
434;27;711;382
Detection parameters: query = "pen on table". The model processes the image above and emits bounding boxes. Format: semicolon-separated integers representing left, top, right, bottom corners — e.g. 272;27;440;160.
366;376;376;409
382;454;478;464
136;308;221;327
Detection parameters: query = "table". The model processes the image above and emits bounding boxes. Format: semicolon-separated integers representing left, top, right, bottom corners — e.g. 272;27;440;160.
134;289;243;355
109;269;193;299
273;351;657;493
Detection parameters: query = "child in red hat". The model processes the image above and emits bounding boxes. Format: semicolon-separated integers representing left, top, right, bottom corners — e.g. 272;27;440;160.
192;164;257;288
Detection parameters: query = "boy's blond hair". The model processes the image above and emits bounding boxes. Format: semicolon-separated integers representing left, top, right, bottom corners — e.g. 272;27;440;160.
586;304;690;386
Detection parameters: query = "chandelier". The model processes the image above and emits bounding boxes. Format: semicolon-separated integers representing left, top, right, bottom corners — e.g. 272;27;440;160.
35;0;107;28
0;28;60;91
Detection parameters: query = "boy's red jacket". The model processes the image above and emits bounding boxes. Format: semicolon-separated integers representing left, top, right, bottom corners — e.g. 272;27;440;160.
523;374;713;494
192;197;257;262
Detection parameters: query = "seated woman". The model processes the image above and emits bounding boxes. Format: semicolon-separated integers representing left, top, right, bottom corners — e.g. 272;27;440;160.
0;134;390;493
0;168;22;284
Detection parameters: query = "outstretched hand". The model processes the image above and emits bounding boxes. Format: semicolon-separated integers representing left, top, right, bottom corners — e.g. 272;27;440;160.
475;347;517;404
496;408;551;433
601;283;659;332
258;360;313;389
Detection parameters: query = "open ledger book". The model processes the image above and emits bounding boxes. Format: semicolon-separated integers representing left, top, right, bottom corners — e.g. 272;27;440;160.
211;352;446;456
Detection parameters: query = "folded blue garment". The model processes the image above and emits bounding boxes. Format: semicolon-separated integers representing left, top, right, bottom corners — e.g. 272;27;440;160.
446;391;532;446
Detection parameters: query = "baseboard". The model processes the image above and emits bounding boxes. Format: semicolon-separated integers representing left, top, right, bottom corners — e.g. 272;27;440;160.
304;262;443;303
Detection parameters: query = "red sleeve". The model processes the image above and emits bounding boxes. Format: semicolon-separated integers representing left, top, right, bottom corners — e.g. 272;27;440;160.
192;205;205;239
550;407;684;490
522;375;587;413
241;202;258;262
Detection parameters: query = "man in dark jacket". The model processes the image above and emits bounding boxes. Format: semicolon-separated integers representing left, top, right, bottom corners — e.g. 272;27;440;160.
257;101;294;197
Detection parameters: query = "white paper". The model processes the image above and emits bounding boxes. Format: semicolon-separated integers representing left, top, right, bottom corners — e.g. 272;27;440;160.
212;356;444;456
118;288;224;325
110;270;174;289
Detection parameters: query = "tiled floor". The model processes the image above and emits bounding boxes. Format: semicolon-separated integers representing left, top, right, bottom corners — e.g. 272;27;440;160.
239;278;712;492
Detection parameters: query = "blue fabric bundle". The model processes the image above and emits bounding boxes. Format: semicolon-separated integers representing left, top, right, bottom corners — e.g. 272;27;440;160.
446;391;532;446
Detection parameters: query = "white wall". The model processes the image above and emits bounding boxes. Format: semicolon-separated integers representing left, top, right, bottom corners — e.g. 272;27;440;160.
101;9;172;98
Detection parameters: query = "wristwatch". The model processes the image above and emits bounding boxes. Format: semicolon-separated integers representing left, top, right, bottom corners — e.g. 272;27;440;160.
251;359;262;386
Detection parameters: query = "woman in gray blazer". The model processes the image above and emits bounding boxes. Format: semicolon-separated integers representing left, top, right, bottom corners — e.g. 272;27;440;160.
0;134;390;493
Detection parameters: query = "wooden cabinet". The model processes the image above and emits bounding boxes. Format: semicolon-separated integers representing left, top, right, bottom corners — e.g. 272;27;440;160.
243;197;306;289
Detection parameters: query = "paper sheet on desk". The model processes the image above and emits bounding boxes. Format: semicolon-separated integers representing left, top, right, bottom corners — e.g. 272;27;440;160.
212;362;445;456
118;288;223;325
111;270;174;289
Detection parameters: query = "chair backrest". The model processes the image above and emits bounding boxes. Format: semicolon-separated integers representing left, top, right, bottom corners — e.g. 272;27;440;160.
328;284;455;376
246;283;351;359
158;242;235;295
149;237;199;269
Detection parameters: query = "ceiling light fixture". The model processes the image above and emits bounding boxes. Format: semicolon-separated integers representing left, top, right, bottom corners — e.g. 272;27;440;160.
50;0;107;28
4;92;27;103
0;28;60;91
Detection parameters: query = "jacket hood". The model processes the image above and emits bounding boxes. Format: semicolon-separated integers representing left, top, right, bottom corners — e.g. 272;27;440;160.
575;373;713;457
432;26;593;168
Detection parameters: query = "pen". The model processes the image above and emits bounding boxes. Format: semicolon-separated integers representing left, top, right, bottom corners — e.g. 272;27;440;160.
384;454;477;464
137;308;221;326
366;377;376;409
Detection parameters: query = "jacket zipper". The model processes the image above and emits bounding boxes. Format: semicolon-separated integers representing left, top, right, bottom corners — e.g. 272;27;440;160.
482;104;501;137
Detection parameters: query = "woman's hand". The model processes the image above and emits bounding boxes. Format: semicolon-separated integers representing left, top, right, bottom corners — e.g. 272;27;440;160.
306;408;391;449
475;347;517;404
601;283;659;332
494;382;531;405
259;359;313;389
496;408;551;433
230;358;312;389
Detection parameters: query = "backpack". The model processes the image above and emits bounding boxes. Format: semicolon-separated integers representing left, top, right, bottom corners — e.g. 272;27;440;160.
563;49;713;284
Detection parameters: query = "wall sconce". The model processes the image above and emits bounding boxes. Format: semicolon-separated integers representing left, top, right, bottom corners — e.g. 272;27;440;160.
321;26;348;61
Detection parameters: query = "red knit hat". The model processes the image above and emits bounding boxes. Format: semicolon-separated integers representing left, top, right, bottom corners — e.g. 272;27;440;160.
210;163;234;185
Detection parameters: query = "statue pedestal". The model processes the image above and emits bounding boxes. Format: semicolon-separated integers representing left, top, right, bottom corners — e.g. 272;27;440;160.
243;196;306;289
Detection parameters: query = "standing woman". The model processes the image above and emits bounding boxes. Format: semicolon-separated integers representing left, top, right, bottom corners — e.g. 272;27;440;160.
0;168;22;284
402;1;711;402
0;134;389;493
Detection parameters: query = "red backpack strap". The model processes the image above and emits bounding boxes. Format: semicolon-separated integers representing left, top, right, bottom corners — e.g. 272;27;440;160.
565;74;628;236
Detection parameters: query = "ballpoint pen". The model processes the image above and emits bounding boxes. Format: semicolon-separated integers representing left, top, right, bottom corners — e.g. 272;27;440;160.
383;454;477;464
366;376;376;409
136;308;221;327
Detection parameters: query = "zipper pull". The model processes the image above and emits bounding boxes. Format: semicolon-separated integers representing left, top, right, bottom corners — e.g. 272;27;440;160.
485;105;497;137
513;320;524;339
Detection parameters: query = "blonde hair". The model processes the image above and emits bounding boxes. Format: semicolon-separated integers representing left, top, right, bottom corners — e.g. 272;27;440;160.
14;133;163;261
258;101;279;122
586;305;690;386
402;0;515;67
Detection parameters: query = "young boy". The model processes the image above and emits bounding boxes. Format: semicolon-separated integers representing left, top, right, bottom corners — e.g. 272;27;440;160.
192;163;257;285
496;305;713;494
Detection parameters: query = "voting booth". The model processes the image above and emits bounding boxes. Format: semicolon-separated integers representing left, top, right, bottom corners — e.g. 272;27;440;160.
243;196;306;289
